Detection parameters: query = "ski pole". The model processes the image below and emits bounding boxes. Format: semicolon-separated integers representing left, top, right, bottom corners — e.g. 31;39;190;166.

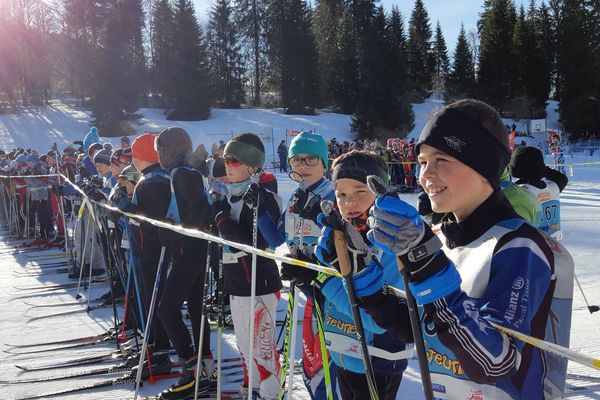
133;245;167;400
396;257;434;400
54;146;71;262
75;211;92;300
366;175;434;400
574;272;599;314
285;219;303;400
247;173;260;400
321;200;379;400
96;214;120;348
313;294;334;400
216;241;224;399
85;214;97;307
194;240;214;400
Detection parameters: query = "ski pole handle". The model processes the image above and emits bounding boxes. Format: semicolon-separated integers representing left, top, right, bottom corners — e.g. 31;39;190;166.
333;230;352;277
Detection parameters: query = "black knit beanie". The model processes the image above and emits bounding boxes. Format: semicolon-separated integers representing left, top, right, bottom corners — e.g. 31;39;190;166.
510;146;545;181
416;107;510;188
93;148;112;166
156;127;193;171
224;133;265;168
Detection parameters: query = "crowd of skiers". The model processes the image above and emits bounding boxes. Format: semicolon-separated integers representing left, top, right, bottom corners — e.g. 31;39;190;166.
0;98;575;400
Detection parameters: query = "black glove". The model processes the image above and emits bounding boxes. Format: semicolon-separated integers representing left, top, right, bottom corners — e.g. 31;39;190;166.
109;186;129;210
289;188;322;223
243;183;265;210
280;245;318;286
200;200;230;229
85;187;106;202
289;188;308;215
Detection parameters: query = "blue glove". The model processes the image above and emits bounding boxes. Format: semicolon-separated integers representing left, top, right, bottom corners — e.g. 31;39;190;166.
314;201;373;276
366;176;460;304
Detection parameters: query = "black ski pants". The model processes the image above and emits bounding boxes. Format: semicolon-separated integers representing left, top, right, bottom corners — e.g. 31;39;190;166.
159;238;210;360
336;366;403;400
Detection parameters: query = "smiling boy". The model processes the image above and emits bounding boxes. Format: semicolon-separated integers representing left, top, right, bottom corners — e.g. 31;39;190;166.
356;99;571;399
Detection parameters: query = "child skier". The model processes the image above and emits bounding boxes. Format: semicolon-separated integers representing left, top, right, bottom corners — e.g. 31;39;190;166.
510;145;569;240
154;127;213;400
305;150;411;399
354;99;569;399
208;132;283;400
271;132;340;399
112;133;173;378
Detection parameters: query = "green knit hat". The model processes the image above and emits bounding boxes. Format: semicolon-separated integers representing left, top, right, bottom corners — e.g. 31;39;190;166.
288;131;329;170
224;133;265;168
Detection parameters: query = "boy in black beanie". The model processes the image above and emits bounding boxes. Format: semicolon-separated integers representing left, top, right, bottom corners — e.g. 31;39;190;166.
510;145;569;239
347;99;572;399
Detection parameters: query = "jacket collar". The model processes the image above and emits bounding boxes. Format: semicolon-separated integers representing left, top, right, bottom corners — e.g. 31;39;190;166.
440;188;518;249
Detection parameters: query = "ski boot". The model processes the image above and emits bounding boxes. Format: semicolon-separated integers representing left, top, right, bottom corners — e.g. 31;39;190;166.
67;263;104;280
130;350;172;379
159;356;210;399
239;385;264;400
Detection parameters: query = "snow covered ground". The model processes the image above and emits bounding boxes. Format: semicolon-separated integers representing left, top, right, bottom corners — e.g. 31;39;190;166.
0;100;599;399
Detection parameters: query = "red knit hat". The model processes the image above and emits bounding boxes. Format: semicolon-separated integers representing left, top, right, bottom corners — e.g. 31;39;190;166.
131;133;159;163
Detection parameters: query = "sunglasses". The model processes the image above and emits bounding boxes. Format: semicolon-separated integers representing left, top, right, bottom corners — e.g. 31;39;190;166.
289;155;320;167
224;157;242;167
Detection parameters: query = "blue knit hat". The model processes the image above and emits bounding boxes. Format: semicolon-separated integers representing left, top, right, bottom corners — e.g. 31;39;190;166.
288;132;329;170
15;154;28;163
83;126;100;151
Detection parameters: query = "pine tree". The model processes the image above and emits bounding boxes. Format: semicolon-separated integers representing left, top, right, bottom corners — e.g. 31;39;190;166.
406;0;433;101
379;6;414;134
351;3;384;136
208;0;245;108
63;0;106;105
431;21;449;98
331;7;357;114
280;0;319;114
586;0;600;125
313;0;345;106
536;1;556;97
167;0;211;120
557;0;600;138
150;0;175;107
548;0;562;98
89;0;145;135
447;23;475;102
510;2;550;118
235;0;267;105
264;0;286;92
477;0;517;112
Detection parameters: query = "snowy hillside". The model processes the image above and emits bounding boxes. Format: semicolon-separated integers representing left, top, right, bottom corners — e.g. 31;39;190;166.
0;97;566;165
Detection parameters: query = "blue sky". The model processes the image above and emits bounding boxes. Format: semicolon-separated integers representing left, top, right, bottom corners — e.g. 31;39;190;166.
193;0;529;53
